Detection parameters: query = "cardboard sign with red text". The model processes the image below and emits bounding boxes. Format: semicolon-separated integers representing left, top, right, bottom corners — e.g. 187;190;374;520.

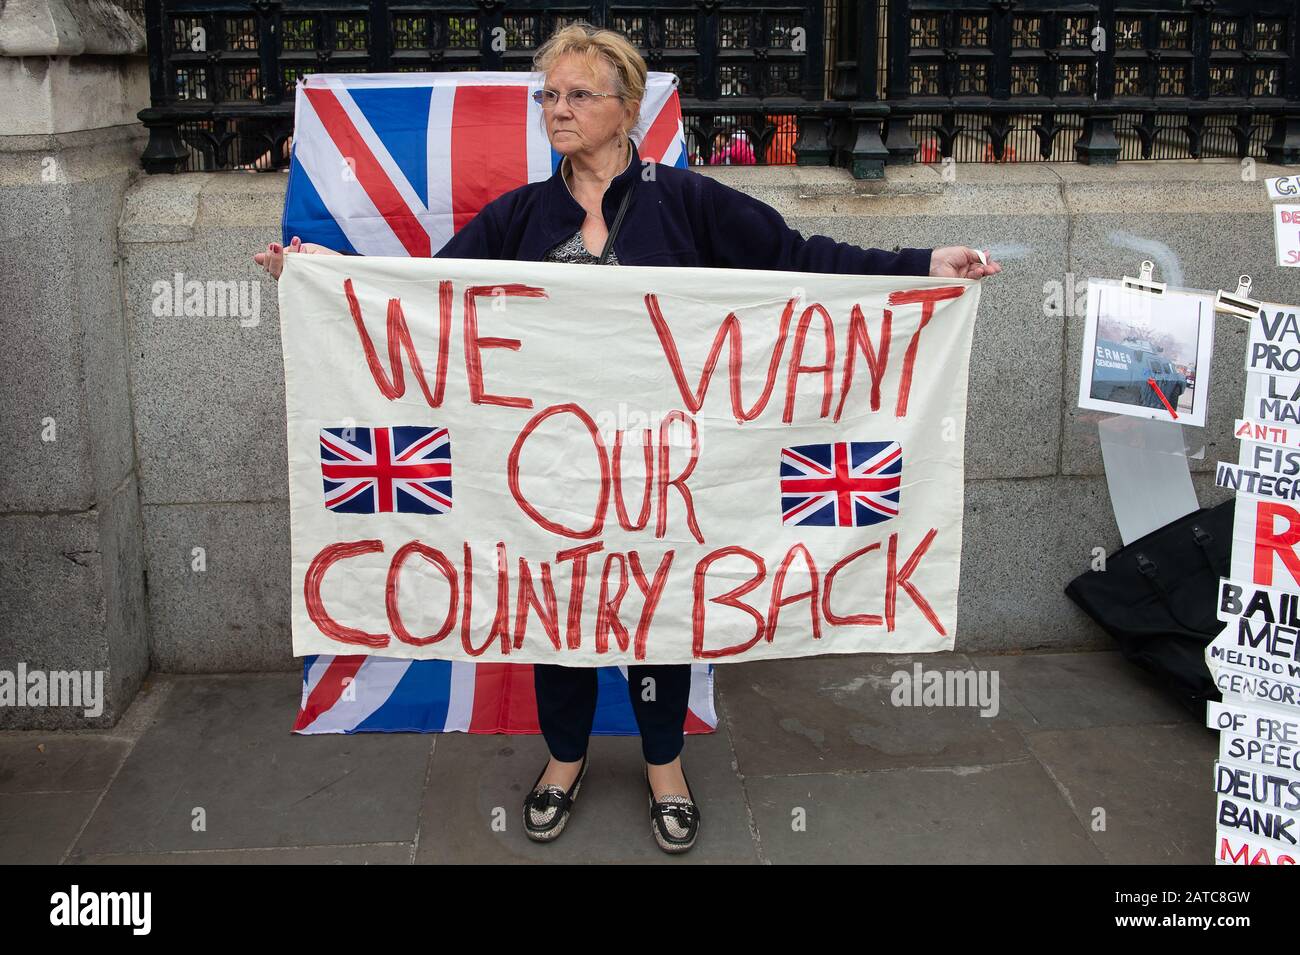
1222;345;1300;641
278;254;980;665
1209;301;1300;863
1274;205;1300;268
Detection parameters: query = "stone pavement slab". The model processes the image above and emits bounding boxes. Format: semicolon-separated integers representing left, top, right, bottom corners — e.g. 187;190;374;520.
79;844;413;864
1023;722;1216;865
746;760;1104;864
1;792;104;864
413;728;758;864
716;653;1027;776
969;650;1196;731
67;674;432;858
0;736;131;793
0;734;134;863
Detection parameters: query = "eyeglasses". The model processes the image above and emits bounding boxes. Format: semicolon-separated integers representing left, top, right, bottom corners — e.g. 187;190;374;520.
532;88;621;110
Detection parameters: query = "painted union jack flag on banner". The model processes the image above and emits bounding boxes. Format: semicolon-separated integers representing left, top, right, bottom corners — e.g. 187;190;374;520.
780;441;903;528
320;425;452;515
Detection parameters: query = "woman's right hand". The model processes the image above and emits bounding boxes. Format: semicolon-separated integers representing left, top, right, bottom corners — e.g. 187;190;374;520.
253;235;341;280
929;246;1001;280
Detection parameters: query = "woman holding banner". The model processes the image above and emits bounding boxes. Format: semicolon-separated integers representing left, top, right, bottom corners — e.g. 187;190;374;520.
256;22;1000;855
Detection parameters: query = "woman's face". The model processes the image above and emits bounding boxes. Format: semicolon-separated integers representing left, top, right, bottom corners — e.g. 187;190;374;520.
542;53;637;158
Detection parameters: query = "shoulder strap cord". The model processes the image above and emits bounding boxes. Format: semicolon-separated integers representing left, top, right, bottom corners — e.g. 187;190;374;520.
598;183;634;265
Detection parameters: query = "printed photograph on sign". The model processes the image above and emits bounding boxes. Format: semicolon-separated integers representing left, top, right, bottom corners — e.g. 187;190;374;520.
1077;279;1214;428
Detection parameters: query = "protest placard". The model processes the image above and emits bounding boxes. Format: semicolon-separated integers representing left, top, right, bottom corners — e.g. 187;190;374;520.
1206;297;1300;862
1211;577;1300;681
1214;759;1300;812
278;255;980;665
1215;828;1298;864
1245;303;1300;376
1220;728;1300;772
1274;205;1300;268
1226;331;1300;599
1246;377;1300;427
1266;176;1300;201
1217;793;1300;846
1209;696;1300;742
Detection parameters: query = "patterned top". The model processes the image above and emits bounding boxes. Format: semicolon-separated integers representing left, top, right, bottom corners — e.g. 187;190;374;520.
544;230;620;266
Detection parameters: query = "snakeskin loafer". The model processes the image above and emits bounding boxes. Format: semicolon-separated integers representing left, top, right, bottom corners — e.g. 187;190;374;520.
646;766;701;854
522;753;588;842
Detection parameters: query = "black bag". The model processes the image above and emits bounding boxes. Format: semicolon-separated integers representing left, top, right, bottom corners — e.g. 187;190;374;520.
1064;500;1232;714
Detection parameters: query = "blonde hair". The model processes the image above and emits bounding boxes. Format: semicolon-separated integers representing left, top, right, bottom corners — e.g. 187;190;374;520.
533;22;647;132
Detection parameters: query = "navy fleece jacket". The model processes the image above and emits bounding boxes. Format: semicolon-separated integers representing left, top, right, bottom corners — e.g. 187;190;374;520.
433;140;933;276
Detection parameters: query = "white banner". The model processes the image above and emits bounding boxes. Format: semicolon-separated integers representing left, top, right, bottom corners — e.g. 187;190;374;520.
279;255;980;665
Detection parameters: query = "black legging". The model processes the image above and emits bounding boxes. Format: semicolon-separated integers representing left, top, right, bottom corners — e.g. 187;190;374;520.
533;663;692;764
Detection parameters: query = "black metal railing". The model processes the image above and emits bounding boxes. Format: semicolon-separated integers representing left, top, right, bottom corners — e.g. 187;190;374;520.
884;0;1300;167
138;0;1300;177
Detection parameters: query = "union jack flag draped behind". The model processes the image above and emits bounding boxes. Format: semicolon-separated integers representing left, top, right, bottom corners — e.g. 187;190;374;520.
283;71;716;735
282;70;688;253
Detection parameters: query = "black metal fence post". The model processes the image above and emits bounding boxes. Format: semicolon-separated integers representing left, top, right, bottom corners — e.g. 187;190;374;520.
794;0;832;166
1265;0;1300;164
1076;0;1119;165
139;0;189;172
800;0;825;101
847;102;889;177
1185;0;1214;158
255;0;282;105
881;0;915;166
368;0;392;72
823;0;887;177
696;1;719;101
794;104;832;164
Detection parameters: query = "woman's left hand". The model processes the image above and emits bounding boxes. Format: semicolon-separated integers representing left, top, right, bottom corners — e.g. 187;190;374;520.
929;246;1002;280
253;235;341;280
